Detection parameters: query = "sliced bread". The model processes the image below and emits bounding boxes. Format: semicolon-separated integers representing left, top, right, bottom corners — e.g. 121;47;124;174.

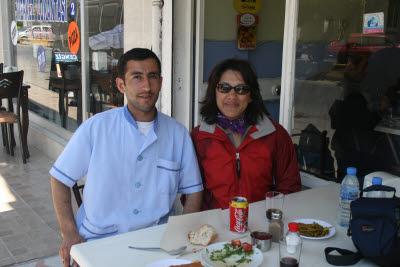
188;224;217;246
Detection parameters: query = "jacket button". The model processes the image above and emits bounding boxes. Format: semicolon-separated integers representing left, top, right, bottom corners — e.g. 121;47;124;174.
133;209;139;215
137;155;143;161
135;182;141;188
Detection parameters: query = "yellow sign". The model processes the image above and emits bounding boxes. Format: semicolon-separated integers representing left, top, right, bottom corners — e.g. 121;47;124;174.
235;0;262;14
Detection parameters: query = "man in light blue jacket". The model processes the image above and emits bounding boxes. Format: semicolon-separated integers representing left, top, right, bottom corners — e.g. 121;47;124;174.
50;48;203;267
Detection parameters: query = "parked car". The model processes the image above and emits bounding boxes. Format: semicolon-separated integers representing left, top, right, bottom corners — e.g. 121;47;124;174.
30;25;54;40
17;26;30;43
327;33;400;63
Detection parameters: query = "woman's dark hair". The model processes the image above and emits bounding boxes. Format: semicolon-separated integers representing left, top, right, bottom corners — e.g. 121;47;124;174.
200;58;269;125
117;48;161;80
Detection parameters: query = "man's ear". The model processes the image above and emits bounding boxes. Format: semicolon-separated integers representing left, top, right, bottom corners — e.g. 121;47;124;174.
116;77;125;93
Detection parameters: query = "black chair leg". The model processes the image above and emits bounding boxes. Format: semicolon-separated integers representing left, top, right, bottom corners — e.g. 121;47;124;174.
1;124;7;147
77;91;82;125
2;124;10;154
17;118;26;163
7;123;14;156
9;123;16;148
65;92;69;128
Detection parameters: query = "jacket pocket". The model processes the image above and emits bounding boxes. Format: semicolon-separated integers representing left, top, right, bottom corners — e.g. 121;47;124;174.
156;158;181;194
79;217;118;240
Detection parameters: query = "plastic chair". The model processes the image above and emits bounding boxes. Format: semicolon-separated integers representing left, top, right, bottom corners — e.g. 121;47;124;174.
0;71;27;163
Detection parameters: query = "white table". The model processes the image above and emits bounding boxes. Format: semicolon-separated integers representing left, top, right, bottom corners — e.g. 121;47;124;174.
70;184;377;266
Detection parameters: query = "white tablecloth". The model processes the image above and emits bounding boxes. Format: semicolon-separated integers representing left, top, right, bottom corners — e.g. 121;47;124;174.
70;184;377;266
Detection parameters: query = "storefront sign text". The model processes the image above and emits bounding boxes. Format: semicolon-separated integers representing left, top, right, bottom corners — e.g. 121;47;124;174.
17;0;67;22
54;52;78;62
17;0;35;21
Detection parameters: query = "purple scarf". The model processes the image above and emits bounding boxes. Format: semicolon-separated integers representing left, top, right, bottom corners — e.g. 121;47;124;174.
216;112;246;135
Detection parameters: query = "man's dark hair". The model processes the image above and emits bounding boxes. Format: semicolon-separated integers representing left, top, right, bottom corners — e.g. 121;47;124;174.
117;48;161;80
200;58;269;125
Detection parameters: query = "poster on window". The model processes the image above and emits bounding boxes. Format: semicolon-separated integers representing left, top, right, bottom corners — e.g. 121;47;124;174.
237;13;258;50
363;12;384;34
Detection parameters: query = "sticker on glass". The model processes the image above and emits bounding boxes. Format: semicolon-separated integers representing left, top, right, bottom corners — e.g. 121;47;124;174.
70;1;76;18
37;45;46;72
11;21;18;45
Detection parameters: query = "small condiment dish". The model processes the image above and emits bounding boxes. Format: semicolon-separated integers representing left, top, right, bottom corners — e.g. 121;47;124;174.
251;231;272;252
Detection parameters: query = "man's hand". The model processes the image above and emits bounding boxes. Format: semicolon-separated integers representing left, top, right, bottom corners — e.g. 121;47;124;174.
59;232;85;267
183;191;203;214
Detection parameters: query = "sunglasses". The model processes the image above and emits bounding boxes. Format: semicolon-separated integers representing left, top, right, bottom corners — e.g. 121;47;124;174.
216;83;251;95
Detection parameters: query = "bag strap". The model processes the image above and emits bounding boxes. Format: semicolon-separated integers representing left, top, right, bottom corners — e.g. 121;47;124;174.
360;185;396;198
325;247;363;266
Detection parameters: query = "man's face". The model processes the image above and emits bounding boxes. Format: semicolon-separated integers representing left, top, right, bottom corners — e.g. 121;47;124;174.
116;58;162;121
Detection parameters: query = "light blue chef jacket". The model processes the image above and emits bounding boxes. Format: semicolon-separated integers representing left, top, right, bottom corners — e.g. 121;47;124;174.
50;106;203;240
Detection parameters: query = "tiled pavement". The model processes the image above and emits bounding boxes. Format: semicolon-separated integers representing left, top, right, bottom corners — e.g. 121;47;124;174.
0;141;75;267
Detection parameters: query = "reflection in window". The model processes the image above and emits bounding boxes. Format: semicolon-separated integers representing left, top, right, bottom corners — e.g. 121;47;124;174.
88;1;124;116
101;3;119;32
293;0;400;185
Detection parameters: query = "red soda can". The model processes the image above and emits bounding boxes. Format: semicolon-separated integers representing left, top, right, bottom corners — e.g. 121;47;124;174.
229;196;249;233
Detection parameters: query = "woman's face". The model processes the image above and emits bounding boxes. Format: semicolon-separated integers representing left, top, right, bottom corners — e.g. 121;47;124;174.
216;70;252;120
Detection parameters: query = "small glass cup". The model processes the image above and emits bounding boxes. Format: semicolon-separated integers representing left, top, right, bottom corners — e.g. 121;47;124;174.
279;236;302;267
265;191;285;221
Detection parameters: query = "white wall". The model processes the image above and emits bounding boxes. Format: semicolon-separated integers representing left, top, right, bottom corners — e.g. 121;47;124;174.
124;1;152;50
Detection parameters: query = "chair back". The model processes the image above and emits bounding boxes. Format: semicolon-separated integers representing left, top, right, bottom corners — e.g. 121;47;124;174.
51;62;81;90
60;61;81;80
0;71;24;99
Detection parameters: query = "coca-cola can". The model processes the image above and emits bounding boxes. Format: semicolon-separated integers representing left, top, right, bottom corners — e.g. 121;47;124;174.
229;196;249;233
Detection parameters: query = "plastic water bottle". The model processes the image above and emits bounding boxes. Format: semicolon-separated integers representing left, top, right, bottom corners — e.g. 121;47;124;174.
366;177;386;198
337;167;359;227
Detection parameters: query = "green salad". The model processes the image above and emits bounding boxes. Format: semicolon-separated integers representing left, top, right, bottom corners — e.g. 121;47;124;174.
207;243;254;267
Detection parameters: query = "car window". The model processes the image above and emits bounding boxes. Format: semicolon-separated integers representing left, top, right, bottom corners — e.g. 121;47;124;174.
356;36;374;46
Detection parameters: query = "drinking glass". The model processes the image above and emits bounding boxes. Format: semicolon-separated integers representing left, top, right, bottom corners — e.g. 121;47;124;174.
265;191;285;221
279;236;302;267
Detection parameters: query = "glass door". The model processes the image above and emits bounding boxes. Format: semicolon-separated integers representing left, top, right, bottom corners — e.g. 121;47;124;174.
193;0;286;128
291;0;400;184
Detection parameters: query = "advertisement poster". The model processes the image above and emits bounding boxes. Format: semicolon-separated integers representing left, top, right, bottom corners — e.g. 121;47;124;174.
237;13;258;50
363;12;384;34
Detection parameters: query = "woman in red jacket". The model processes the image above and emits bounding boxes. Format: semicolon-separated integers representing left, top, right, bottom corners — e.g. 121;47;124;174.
191;58;301;210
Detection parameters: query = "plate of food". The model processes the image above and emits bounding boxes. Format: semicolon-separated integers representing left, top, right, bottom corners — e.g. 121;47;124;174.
200;240;263;267
292;218;336;240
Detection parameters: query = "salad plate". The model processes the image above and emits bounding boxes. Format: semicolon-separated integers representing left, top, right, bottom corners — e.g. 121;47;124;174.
292;218;336;240
200;241;263;267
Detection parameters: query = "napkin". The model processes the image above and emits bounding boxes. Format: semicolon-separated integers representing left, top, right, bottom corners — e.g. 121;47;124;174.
160;202;267;252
